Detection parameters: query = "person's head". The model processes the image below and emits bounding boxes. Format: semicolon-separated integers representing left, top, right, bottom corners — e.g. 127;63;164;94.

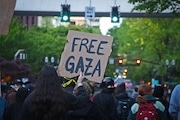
36;65;62;90
31;65;67;120
136;84;152;104
115;82;126;93
153;85;164;98
73;81;93;98
11;79;23;91
138;84;152;96
101;77;114;93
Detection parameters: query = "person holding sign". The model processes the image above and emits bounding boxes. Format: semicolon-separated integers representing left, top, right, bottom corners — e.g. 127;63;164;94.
20;65;89;120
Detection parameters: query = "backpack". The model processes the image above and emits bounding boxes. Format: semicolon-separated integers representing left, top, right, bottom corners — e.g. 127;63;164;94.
136;103;160;120
116;99;131;120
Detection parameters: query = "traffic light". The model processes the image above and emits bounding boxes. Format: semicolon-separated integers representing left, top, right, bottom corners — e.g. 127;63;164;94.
123;68;128;79
61;4;70;22
122;72;127;79
136;59;141;65
124;68;128;73
118;58;123;65
113;72;117;78
163;83;167;88
111;6;120;23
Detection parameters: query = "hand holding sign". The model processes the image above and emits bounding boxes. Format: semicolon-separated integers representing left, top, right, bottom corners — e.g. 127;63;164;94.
77;71;84;87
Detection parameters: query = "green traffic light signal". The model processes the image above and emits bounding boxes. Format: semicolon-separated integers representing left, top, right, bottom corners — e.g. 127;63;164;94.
111;6;119;23
61;4;70;22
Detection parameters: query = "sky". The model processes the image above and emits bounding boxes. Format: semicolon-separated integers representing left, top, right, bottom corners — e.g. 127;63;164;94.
50;17;122;35
99;17;122;35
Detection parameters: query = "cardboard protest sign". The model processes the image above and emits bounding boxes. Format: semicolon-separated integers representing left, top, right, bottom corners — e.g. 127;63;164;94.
0;0;16;35
57;30;114;83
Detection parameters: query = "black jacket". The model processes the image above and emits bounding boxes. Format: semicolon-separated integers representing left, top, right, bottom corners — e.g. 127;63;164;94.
114;91;135;107
3;102;23;120
93;89;118;120
68;99;101;120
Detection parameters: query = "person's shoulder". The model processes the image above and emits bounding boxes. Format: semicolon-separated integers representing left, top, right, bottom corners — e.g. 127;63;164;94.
94;92;103;99
173;84;180;90
0;96;5;100
143;95;165;112
0;97;6;102
24;90;34;103
154;100;165;112
94;92;112;102
131;103;139;114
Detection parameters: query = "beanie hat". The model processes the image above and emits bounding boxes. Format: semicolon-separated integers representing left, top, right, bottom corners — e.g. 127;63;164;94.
153;85;164;98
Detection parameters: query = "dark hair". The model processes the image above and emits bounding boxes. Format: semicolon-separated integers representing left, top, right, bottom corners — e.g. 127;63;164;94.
116;83;126;93
153;85;164;98
30;65;67;120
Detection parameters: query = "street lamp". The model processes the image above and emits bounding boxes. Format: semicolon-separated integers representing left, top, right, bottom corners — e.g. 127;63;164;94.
14;49;26;60
172;60;175;66
44;56;55;65
50;56;55;65
44;56;49;64
166;59;176;81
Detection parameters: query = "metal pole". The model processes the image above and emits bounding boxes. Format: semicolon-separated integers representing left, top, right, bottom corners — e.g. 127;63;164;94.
89;0;91;6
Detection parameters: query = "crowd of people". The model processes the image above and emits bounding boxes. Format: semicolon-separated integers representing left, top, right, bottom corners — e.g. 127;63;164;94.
0;64;179;120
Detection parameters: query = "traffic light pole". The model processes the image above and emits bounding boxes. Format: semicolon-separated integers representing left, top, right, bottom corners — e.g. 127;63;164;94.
114;0;116;5
64;0;67;4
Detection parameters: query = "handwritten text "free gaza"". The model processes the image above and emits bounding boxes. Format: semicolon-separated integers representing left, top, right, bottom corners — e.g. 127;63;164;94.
65;37;109;77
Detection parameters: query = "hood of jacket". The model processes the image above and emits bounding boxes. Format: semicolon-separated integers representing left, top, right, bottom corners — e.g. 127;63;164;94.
115;92;129;99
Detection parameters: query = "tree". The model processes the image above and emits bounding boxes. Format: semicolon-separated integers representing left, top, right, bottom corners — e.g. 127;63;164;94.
0;17;101;76
108;18;180;83
41;17;54;28
0;18;27;60
128;0;180;15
